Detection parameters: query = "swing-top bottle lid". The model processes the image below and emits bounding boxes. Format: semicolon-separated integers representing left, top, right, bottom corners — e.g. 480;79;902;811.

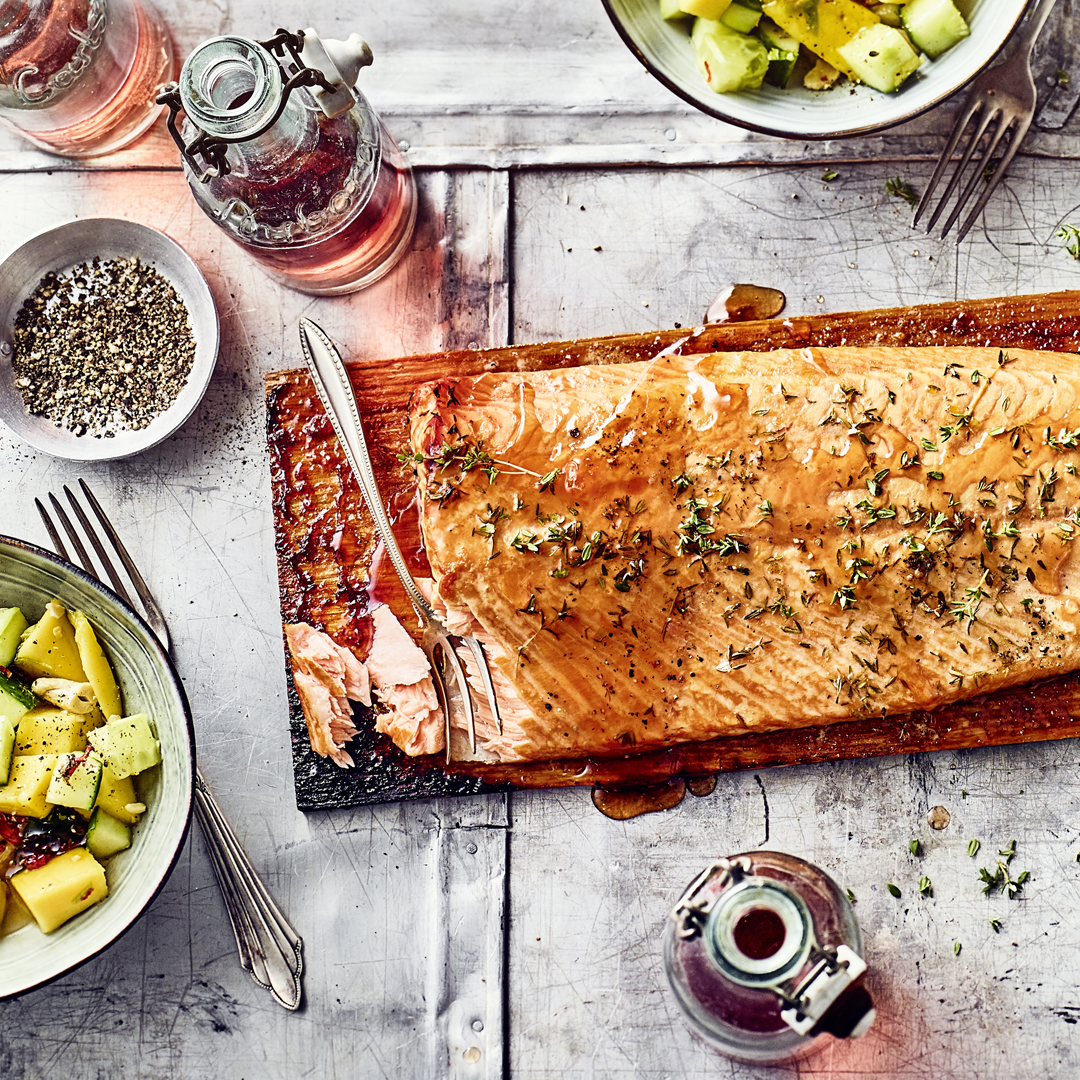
297;29;373;118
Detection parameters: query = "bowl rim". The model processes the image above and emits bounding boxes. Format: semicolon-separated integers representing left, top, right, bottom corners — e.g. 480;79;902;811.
0;217;220;462
0;534;196;1001
600;0;1029;139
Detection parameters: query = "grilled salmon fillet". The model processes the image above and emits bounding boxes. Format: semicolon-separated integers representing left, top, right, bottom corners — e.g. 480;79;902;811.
407;346;1080;763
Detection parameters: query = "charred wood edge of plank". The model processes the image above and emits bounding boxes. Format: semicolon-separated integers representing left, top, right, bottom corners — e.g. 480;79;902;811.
266;292;1080;806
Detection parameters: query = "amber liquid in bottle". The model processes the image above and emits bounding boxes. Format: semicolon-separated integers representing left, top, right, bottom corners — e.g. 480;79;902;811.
215;118;417;295
179;34;417;296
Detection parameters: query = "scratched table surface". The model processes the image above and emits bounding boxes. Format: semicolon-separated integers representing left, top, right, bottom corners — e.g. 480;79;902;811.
3;1;1080;1077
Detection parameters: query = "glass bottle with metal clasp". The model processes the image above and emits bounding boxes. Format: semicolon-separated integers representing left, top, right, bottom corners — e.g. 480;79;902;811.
664;850;876;1064
158;28;417;296
0;0;174;156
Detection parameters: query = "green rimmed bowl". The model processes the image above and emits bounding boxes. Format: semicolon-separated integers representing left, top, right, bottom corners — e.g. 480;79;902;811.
602;0;1031;138
0;535;194;999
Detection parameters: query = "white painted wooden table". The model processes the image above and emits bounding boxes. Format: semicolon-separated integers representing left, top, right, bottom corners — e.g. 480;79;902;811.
2;2;1080;1077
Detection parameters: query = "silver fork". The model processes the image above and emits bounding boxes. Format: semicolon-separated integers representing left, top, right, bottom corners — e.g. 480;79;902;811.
913;0;1061;242
298;317;504;761
36;480;304;1012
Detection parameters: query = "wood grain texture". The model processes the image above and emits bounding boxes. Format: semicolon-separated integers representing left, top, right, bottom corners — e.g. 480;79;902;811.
1;5;1075;171
267;291;1080;807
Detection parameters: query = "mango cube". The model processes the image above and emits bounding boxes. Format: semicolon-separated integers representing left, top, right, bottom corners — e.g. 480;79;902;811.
11;848;108;932
0;755;58;817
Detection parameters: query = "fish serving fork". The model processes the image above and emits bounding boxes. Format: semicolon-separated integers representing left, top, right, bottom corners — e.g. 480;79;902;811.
36;480;304;1012
298;317;503;760
913;0;1061;242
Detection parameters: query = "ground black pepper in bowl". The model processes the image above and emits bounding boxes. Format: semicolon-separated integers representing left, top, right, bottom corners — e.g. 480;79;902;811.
12;256;197;438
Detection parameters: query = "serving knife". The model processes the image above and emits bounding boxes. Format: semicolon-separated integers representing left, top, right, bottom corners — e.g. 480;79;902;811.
298;317;503;756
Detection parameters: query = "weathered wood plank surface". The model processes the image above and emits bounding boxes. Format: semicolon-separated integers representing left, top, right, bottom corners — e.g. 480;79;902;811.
0;3;1077;170
1;3;1080;1077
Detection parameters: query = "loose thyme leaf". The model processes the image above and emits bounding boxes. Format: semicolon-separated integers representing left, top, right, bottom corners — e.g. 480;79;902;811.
886;882;901;898
845;888;857;904
538;469;560;493
909;839;921;856
886;175;918;206
968;838;981;858
822;168;839;181
990;918;1002;933
1058;222;1080;260
953;941;962;956
918;875;933;897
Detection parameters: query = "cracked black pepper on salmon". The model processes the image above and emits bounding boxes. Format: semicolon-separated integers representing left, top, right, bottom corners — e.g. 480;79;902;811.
398;346;1080;763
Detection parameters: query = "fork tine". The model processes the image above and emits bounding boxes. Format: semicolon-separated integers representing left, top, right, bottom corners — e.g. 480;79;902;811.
913;96;987;227
43;491;120;597
59;485;135;607
938;113;1017;239
951;117;1032;243
76;480;170;651
34;497;71;563
922;104;1000;232
444;638;477;755
426;640;456;764
462;635;502;736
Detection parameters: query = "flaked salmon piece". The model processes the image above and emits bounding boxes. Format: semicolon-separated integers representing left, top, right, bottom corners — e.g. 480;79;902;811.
373;680;443;756
285;613;444;764
285;621;371;705
291;668;360;768
366;604;444;756
285;622;367;768
408;346;1080;763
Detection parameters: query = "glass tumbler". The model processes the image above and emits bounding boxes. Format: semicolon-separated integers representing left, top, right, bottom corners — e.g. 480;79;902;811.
0;0;174;156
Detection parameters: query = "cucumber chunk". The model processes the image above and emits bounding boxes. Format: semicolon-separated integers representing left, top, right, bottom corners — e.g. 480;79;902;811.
0;608;28;668
10;847;108;933
0;716;14;786
757;17;800;87
87;712;161;778
85;806;132;859
0;669;36;726
692;18;769;93
901;0;969;59
720;1;762;34
870;3;903;27
47;751;104;813
837;24;923;93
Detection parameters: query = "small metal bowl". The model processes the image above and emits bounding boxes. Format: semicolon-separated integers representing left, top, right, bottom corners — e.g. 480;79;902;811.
0;219;219;461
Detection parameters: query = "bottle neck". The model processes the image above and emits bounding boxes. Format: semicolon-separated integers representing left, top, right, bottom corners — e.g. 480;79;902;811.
178;35;318;175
